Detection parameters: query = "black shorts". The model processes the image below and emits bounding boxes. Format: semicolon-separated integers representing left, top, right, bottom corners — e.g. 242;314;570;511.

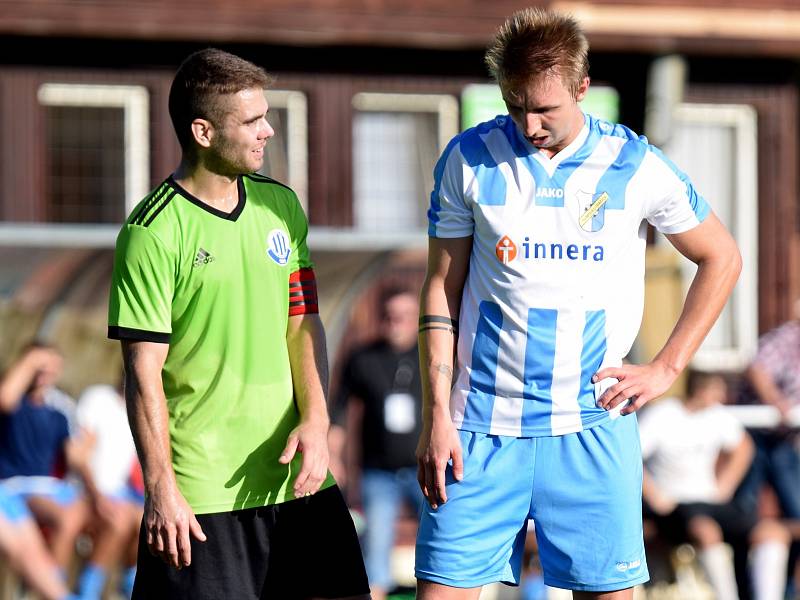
132;485;369;600
645;501;758;546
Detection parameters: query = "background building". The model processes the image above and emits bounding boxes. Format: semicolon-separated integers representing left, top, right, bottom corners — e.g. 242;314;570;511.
0;0;797;394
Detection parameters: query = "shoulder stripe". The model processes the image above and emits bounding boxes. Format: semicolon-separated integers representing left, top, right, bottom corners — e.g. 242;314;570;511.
108;326;170;344
244;173;294;193
130;183;170;225
141;190;177;227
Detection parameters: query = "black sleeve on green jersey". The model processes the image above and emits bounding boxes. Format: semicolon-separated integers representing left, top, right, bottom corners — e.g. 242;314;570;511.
108;224;175;344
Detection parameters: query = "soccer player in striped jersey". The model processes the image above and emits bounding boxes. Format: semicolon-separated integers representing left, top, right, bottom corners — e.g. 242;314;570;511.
108;49;368;599
414;8;741;600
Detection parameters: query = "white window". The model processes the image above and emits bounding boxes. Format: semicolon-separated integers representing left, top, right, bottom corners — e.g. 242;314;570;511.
658;103;758;370
352;93;459;232
37;83;149;222
259;90;308;210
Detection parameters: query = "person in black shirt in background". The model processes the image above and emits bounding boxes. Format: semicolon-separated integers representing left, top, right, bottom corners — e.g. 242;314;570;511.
330;285;425;600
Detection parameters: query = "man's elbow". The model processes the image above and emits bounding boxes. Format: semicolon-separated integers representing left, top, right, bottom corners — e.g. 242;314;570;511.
709;237;742;287
729;243;743;281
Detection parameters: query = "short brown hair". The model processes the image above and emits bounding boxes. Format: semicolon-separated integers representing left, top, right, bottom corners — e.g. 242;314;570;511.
168;48;274;151
485;7;589;95
686;369;727;399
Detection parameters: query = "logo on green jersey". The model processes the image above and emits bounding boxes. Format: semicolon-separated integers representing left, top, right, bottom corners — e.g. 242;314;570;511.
193;248;215;268
267;229;291;266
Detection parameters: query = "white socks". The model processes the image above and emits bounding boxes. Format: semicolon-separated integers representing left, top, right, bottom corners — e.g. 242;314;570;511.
699;544;739;600
750;540;789;600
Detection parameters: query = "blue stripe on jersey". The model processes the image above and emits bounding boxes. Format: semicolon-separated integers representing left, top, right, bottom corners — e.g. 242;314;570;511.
460;129;507;206
463;301;504;426
521;308;558;429
504;116;603;207
579;310;607;411
647;145;711;222
595;139;648;211
428;135;463;236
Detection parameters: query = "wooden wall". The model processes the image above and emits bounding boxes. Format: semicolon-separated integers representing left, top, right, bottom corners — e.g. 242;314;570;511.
686;84;800;333
3;0;800;56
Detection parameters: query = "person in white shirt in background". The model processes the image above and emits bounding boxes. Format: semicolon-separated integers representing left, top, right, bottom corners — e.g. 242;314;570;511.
639;370;790;600
75;383;143;600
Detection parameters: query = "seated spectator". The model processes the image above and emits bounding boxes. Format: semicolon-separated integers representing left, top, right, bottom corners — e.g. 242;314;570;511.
737;310;800;597
0;344;89;572
0;483;79;600
639;370;790;600
74;383;143;600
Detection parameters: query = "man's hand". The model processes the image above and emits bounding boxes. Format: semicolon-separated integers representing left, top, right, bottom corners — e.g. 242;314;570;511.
416;411;463;509
648;491;677;516
594;361;679;415
144;478;206;569
280;417;330;498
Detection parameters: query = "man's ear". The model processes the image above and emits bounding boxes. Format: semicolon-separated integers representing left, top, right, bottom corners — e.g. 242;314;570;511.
575;76;590;102
190;118;214;149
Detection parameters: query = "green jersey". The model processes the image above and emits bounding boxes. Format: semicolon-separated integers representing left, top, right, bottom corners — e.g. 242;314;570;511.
109;174;334;514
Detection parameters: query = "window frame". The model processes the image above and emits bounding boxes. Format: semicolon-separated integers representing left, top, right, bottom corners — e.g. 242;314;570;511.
660;102;759;371
37;83;150;218
263;89;309;210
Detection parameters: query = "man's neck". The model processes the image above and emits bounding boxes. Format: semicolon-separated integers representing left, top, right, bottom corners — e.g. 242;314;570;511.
173;160;240;213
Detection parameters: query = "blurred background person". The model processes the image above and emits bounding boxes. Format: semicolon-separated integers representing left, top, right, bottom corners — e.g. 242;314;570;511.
639;370;790;600
73;382;143;600
738;305;800;597
0;485;80;600
0;343;90;573
329;285;425;600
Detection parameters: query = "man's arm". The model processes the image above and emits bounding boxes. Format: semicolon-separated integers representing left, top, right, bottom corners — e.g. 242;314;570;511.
327;397;364;504
596;213;742;413
715;433;754;503
746;364;793;420
416;235;472;509
122;340;205;569
0;347;61;412
282;313;331;498
641;470;676;516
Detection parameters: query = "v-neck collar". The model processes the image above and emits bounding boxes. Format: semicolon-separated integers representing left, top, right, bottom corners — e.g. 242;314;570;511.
520;113;591;176
169;175;246;222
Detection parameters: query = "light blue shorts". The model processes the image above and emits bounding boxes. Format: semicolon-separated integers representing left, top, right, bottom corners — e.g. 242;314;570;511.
415;414;649;592
0;476;80;507
0;486;31;523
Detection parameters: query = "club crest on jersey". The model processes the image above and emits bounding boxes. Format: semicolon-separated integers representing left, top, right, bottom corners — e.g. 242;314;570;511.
495;236;517;265
266;228;291;266
576;190;610;232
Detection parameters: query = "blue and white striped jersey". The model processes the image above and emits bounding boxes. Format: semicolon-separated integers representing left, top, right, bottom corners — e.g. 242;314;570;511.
429;113;710;437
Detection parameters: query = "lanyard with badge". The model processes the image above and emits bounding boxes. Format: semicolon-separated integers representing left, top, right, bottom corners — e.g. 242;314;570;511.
383;358;417;434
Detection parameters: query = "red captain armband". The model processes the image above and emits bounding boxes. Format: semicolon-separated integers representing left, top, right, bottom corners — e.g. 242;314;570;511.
288;268;319;316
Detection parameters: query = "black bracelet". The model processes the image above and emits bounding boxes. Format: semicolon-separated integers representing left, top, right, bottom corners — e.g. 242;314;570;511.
418;324;456;334
419;315;459;329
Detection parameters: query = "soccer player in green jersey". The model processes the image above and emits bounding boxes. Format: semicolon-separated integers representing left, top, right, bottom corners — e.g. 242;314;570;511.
108;49;370;600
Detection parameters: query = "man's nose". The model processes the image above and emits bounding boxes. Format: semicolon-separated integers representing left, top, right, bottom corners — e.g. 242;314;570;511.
525;113;541;137
260;118;275;139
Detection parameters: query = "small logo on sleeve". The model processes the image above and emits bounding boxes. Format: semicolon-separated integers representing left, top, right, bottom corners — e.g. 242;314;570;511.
267;229;291;266
192;248;215;268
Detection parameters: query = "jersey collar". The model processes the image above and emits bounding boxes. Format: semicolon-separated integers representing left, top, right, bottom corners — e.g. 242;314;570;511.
168;175;246;222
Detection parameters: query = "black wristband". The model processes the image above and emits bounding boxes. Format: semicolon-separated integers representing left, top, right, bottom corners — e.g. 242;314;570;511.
419;315;459;329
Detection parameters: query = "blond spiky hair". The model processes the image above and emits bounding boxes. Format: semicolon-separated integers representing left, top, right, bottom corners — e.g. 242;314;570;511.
485;7;589;95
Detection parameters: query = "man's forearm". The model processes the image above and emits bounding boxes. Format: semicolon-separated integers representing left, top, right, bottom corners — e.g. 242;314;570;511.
122;343;175;491
419;278;459;418
716;436;754;500
286;314;330;425
747;364;791;411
